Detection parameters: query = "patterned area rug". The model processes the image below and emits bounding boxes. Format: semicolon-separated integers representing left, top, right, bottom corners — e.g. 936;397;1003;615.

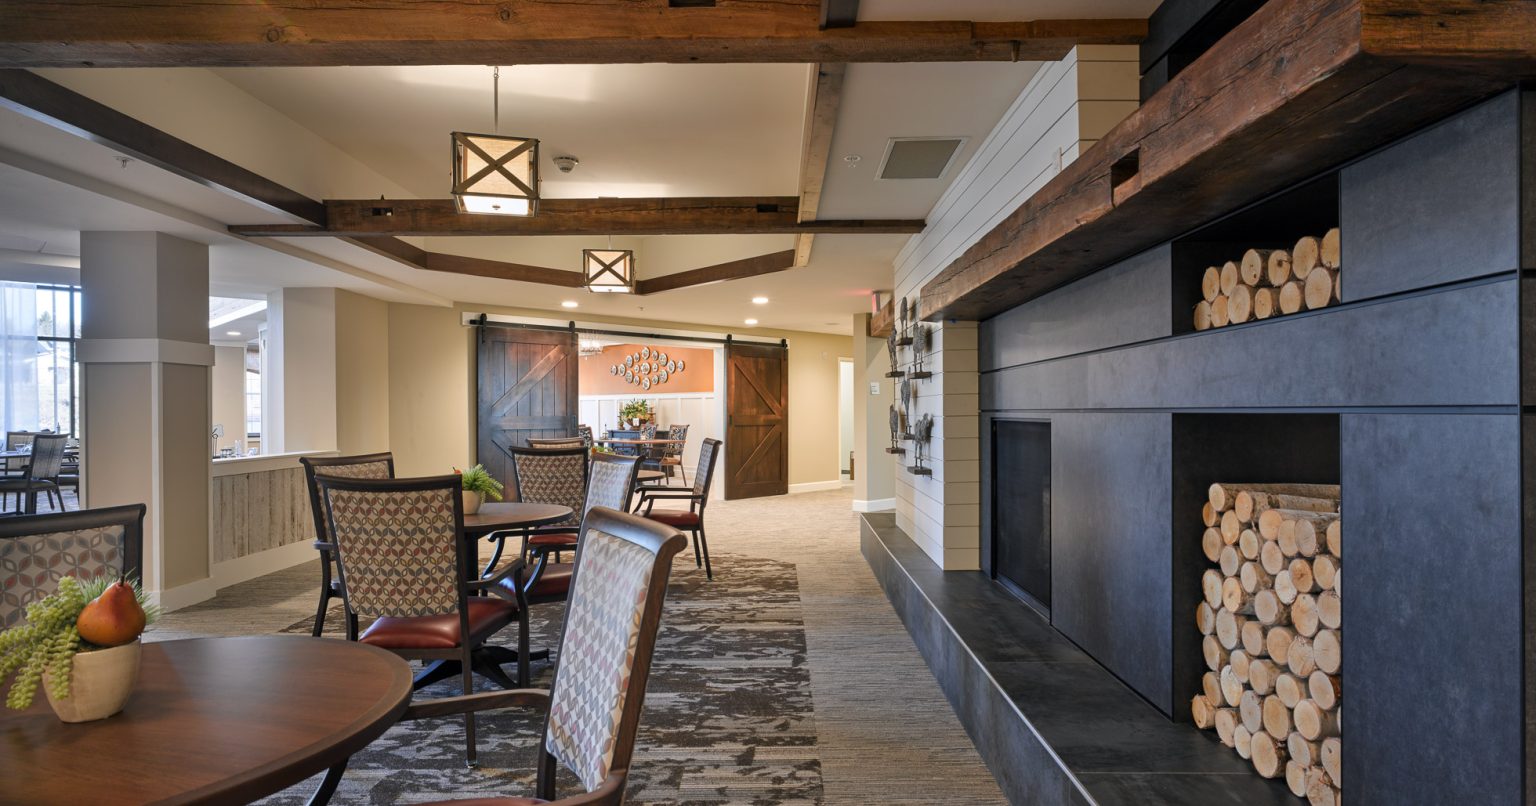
263;553;822;805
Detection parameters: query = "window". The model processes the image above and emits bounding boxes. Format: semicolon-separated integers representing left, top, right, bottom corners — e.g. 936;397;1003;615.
245;342;261;442
33;284;80;436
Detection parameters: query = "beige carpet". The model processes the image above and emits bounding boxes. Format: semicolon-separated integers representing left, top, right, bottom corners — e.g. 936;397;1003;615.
154;489;1005;805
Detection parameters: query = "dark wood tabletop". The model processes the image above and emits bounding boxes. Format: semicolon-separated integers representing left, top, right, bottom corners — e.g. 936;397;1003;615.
0;636;412;806
637;469;665;482
593;437;685;446
463;501;574;537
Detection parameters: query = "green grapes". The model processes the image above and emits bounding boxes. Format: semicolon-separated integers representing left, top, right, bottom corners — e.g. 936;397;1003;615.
1;576;86;710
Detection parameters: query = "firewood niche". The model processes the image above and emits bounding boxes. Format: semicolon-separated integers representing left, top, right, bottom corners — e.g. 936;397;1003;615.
1193;229;1341;331
1194;482;1342;805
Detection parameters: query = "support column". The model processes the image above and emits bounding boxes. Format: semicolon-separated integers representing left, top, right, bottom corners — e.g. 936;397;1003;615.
79;232;213;610
852;313;895;512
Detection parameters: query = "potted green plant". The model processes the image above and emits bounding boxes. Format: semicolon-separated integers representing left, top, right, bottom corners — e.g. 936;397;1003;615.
620;399;651;429
457;464;504;515
1;575;158;722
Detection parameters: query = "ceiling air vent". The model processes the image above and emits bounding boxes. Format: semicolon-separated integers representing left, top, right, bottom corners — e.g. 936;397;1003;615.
877;137;965;180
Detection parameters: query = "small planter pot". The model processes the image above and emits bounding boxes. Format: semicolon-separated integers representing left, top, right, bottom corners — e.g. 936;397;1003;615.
462;490;483;515
44;639;142;723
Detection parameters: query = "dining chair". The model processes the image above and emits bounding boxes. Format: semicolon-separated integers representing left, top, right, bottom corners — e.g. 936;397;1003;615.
403;507;687;806
300;452;395;638
636;438;722;580
0;433;67;514
577;424;594;449
527;437;588;450
317;473;525;767
655;423;689;487
0;503;145;628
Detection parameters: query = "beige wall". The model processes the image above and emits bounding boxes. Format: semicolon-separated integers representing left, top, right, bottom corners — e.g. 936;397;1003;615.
334;290;391;456
160;363;211;589
211;345;247;456
384;301;850;487
852;314;895;509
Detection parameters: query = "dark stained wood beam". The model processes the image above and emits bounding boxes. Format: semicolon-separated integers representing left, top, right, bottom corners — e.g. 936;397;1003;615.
821;0;860;30
919;0;1533;322
228;197;924;237
345;236;585;287
635;249;798;295
0;2;1146;67
0;68;324;224
793;62;847;267
867;298;894;338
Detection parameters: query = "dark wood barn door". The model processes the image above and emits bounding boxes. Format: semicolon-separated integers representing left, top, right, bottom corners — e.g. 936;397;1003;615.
476;325;578;492
725;340;789;499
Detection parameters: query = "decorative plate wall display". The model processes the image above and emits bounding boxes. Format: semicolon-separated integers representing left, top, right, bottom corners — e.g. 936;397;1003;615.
642;378;651;390
658;352;668;365
641;347;650;359
676;359;685;372
627;371;635;382
609;365;617;375
625;355;634;366
665;360;676;372
660;369;669;383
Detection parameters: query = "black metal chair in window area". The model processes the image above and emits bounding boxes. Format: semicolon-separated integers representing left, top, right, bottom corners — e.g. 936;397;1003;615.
0;433;67;515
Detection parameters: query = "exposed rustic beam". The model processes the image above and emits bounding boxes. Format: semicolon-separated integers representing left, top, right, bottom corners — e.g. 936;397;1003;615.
0;2;1146;67
793;62;847;267
345;236;585;287
868;298;895;338
635;249;798;295
919;0;1528;322
0;68;324;224
227;197;923;237
821;0;860;30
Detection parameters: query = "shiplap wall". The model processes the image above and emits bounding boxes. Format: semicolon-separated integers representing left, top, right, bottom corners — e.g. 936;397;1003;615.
891;46;1139;569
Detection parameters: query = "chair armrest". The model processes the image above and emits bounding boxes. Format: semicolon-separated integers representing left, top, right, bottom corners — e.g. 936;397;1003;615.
400;688;550;721
637;492;703;501
312;540;336;552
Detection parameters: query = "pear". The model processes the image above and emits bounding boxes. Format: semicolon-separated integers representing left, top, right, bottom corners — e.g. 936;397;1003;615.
76;577;147;647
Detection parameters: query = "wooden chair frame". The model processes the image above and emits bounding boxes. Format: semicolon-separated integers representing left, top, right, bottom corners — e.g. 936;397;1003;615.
636;438;722;579
400;507;686;806
300;452;395;638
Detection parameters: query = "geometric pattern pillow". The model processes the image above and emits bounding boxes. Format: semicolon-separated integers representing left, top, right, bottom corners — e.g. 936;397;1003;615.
0;524;126;628
514;451;586;528
545;528;655;792
325;486;459;619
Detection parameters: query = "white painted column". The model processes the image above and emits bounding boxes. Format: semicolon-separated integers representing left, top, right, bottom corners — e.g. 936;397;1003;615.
264;286;338;454
852;313;895;512
79;232;214;609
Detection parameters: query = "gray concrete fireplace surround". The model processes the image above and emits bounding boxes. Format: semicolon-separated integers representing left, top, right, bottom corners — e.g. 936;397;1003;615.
864;89;1534;804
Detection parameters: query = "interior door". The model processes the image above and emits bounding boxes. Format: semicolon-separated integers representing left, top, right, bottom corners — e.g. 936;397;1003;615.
725;340;788;499
476;325;578;493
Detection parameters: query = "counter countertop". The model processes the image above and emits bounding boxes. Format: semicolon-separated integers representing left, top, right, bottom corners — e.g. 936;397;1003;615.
211;450;338;477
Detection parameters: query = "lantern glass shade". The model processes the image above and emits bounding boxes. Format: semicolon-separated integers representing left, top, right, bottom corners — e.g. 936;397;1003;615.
452;132;538;216
584;249;635;293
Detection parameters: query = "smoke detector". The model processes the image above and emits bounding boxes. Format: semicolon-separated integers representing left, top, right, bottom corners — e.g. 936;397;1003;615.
552;155;580;173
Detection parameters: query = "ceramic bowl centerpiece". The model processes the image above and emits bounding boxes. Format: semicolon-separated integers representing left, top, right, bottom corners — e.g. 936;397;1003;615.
2;575;158;722
456;464;504;515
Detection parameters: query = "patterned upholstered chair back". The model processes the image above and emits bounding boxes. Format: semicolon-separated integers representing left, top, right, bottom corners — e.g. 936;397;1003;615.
510;446;589;529
692;438;722;497
541;507;687;797
0;504;146;628
300;453;395;544
584;453;640;526
663;424;689;459
318;475;465;619
577;424;594;448
639;423;657;441
528;437;587;450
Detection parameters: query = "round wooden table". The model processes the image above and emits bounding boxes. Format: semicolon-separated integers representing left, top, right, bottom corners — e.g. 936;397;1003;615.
462;501;574;538
637;468;666;484
0;636;412;806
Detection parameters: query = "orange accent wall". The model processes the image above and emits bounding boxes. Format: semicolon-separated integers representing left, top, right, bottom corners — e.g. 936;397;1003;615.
579;343;715;395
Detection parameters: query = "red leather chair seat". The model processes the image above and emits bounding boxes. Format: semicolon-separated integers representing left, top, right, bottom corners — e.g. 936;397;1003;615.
359;598;517;650
645;509;701;529
527;531;577;547
498;562;573;599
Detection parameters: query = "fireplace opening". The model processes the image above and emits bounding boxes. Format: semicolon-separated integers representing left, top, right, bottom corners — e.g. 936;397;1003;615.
990;419;1052;613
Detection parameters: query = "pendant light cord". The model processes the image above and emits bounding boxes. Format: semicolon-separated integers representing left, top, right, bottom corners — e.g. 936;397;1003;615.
492;66;500;134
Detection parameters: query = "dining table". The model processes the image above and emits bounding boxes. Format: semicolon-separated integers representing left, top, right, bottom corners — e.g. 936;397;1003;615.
593;437;686;446
0;636;413;806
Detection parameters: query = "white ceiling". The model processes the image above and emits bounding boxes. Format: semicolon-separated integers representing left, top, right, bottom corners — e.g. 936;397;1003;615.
0;0;1158;335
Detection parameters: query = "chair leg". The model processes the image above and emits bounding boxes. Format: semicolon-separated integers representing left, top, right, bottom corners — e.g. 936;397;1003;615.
461;658;478;768
697;526;713;580
691;531;703;569
679;465;688;487
517;606;532;688
535;748;558;801
471;650;518;690
313;568;332;638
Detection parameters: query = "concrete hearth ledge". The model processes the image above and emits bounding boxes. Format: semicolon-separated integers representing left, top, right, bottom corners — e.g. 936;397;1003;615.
860;513;1296;806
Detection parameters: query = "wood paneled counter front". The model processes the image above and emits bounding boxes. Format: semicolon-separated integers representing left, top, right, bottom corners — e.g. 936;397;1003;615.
211;450;337;589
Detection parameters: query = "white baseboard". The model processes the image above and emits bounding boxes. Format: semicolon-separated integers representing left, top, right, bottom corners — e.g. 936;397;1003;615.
853;497;896;513
153;576;218;613
211;540;318;592
788;480;845;494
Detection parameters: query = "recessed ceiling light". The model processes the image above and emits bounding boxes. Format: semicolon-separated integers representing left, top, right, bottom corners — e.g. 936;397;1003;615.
225;330;241;336
744;318;758;326
751;296;769;305
561;300;578;308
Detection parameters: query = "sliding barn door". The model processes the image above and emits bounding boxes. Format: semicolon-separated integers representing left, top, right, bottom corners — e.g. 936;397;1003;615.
725;341;789;499
477;325;578;491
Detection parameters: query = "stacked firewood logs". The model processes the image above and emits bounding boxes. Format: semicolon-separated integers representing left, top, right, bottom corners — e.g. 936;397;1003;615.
1193;482;1342;805
1194;228;1342;331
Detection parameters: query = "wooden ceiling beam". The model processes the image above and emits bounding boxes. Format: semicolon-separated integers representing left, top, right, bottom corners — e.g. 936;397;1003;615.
0;3;1146;67
635;249;798;295
345;236;585;287
792;62;847;267
227;197;923;237
919;0;1532;322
